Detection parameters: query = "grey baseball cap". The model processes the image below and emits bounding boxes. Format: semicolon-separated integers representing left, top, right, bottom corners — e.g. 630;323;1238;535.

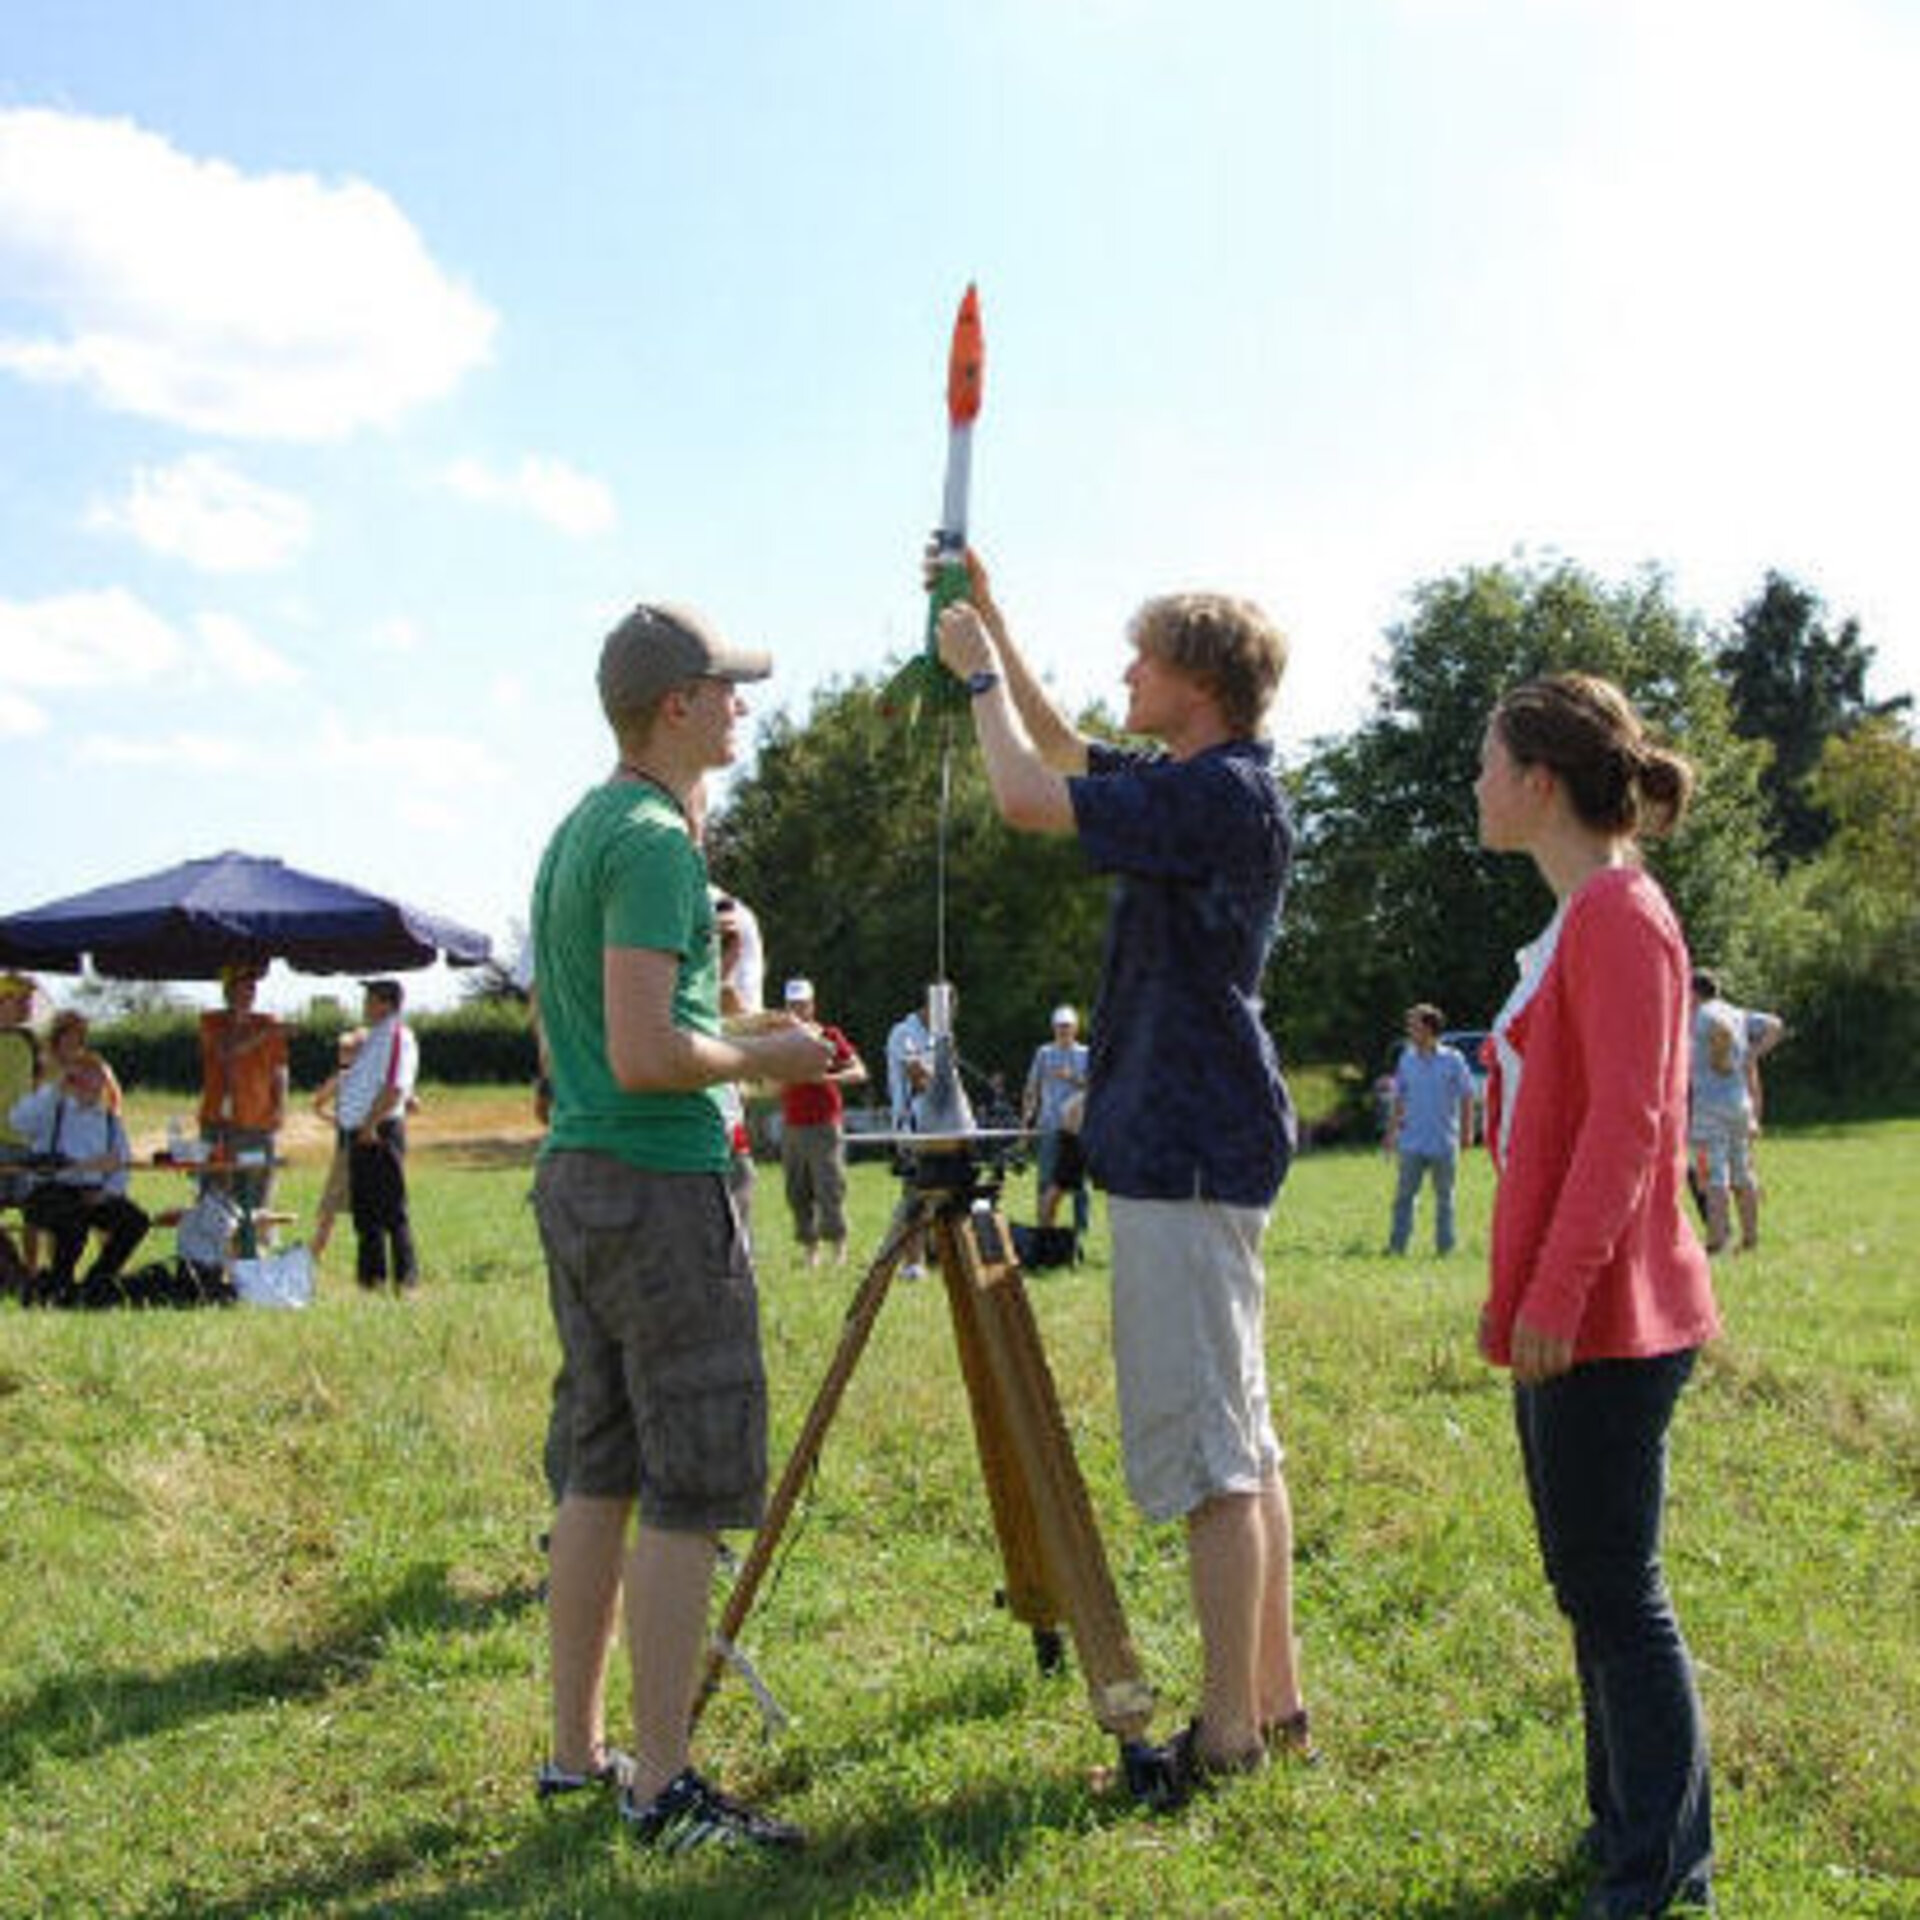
598;602;771;725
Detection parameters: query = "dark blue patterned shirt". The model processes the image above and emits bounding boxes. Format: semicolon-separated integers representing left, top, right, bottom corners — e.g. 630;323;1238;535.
1069;737;1295;1207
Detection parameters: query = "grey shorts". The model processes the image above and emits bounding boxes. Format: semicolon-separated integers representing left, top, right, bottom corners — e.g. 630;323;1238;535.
1690;1106;1754;1190
1109;1194;1283;1523
533;1150;767;1532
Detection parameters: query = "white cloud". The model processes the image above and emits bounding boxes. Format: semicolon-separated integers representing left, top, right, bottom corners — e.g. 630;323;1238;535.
0;688;48;737
442;454;617;537
76;729;255;771
0;107;496;440
311;714;505;789
0;586;186;690
88;453;312;572
195;612;301;687
71;712;505;806
367;615;424;655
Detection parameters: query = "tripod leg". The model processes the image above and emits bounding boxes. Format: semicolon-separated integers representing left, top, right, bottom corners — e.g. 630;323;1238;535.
690;1197;927;1731
939;1210;1155;1741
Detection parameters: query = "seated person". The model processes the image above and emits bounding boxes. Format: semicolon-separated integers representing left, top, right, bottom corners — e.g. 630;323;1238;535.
9;1051;149;1296
45;1009;124;1107
174;1186;242;1280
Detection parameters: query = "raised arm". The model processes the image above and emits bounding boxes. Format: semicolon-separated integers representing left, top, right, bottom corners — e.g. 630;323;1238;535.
955;550;1088;777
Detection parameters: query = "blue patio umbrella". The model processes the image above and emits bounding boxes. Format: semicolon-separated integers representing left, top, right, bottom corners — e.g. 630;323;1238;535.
0;850;492;979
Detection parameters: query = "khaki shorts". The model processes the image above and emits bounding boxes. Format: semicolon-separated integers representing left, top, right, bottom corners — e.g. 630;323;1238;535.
1109;1194;1282;1523
534;1151;767;1532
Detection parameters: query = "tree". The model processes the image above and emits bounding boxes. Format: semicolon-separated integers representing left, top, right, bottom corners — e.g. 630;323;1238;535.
1759;715;1920;1112
707;672;1114;1090
1273;559;1774;1075
1715;572;1909;865
458;917;532;1005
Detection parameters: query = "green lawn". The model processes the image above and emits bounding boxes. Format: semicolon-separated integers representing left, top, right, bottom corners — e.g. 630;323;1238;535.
2;1098;1914;1917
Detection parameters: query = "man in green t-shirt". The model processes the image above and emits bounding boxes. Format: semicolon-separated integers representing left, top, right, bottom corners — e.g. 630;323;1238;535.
529;602;833;1855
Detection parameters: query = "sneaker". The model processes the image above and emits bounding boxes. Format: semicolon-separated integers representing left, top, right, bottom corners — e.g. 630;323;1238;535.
536;1747;635;1800
619;1768;805;1853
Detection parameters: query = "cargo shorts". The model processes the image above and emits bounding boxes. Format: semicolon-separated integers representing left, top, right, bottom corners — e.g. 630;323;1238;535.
533;1150;767;1532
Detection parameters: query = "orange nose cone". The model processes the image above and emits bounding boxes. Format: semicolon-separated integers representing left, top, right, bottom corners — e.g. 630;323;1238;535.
946;283;984;426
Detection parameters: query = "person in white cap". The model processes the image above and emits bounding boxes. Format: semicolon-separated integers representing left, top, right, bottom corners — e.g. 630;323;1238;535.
529;600;834;1854
1022;1003;1090;1245
775;977;867;1267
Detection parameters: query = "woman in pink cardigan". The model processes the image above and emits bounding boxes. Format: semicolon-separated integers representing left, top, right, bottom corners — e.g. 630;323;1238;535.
1475;673;1718;1919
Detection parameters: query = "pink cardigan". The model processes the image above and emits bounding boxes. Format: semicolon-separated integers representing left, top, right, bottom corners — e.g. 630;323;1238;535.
1482;866;1719;1366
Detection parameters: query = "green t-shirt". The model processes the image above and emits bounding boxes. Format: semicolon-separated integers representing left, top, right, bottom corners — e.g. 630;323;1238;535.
530;781;728;1173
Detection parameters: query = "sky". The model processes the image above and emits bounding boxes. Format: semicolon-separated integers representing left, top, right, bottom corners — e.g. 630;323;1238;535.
3;0;1916;1010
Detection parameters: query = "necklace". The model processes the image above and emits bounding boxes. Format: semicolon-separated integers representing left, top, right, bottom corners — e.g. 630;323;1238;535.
614;762;686;816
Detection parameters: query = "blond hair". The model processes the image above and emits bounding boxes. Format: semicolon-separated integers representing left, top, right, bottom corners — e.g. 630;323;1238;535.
1129;593;1288;738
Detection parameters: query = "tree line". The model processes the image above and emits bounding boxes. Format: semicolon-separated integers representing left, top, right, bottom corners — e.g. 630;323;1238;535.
704;561;1915;1125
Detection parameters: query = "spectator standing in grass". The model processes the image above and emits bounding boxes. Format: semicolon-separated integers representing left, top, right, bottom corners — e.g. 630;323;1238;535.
308;1028;364;1262
0;971;42;1288
197;962;288;1214
1384;1003;1477;1257
775;976;867;1268
1687;969;1786;1255
529;600;831;1852
935;546;1309;1802
333;979;419;1293
1475;671;1719;1919
1023;1003;1090;1244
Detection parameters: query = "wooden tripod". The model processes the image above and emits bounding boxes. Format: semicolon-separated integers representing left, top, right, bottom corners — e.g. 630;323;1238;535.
692;1147;1155;1752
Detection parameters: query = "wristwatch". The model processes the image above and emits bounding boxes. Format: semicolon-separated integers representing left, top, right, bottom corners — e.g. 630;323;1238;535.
966;668;1001;699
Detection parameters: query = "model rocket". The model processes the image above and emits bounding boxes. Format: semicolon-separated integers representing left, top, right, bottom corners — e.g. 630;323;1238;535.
884;283;985;723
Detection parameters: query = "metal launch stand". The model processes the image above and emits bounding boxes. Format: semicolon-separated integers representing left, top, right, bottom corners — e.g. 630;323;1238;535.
691;1129;1157;1774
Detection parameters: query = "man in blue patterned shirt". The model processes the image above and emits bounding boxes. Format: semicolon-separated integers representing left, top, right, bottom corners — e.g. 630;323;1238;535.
936;548;1309;1799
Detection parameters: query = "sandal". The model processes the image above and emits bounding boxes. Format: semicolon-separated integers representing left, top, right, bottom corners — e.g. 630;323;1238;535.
535;1746;635;1800
1262;1706;1320;1764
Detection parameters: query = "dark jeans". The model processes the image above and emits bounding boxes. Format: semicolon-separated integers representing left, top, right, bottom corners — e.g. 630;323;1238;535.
1515;1350;1713;1917
24;1184;150;1286
346;1121;416;1289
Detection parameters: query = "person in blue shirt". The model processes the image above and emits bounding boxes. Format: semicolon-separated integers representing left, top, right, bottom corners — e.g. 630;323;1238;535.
1022;1004;1091;1242
1384;1004;1479;1256
935;547;1309;1802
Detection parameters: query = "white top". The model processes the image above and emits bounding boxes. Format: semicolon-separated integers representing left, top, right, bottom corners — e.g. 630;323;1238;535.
885;1011;932;1128
723;894;765;1013
335;1015;419;1129
1691;998;1778;1117
8;1084;131;1194
1490;905;1566;1168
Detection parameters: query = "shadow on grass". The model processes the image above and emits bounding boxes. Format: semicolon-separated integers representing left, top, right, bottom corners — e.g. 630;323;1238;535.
0;1560;542;1785
414;1136;541;1173
151;1768;1130;1920
1397;1856;1592;1919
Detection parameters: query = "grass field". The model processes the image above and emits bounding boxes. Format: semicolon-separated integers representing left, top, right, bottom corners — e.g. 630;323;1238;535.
2;1091;1914;1917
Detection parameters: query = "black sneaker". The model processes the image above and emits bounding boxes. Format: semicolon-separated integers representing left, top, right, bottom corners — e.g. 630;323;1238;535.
535;1747;634;1800
620;1768;805;1853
